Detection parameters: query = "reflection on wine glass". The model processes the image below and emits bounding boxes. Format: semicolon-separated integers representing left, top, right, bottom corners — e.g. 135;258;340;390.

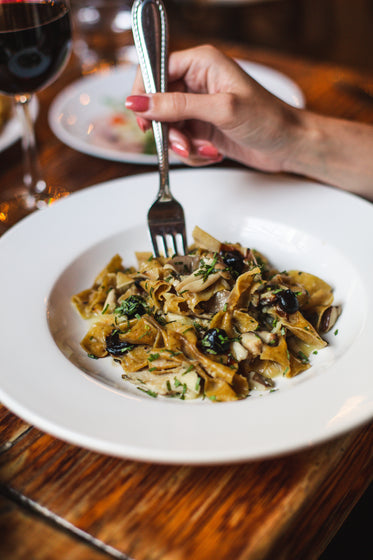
0;0;72;232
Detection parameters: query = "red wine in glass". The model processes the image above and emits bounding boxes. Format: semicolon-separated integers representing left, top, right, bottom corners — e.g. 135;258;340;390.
0;0;72;231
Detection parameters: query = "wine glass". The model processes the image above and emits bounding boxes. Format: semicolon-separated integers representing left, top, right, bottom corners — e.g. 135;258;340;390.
0;0;72;232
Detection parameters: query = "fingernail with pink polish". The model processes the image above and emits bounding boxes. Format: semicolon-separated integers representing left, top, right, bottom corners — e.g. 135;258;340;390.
171;142;190;158
125;95;150;112
198;145;221;158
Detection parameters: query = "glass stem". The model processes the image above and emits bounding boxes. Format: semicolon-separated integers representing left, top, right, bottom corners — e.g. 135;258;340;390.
14;93;47;198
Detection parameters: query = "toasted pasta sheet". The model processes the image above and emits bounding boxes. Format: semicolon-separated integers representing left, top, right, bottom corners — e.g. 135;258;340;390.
72;227;341;401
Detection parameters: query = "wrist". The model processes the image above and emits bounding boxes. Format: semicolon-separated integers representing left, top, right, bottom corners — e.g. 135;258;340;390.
280;108;324;177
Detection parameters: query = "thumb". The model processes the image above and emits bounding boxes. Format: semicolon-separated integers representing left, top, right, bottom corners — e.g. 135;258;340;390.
125;91;234;128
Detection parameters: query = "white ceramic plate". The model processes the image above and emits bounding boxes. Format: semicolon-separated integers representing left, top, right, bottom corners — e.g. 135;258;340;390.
0;168;371;465
0;96;39;153
48;61;305;165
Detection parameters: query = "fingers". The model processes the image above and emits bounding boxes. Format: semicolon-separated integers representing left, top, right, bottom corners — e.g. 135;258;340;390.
131;44;235;92
170;129;223;166
125;91;238;130
169;127;191;159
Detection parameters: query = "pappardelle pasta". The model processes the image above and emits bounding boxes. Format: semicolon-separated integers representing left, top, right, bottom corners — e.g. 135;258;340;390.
72;227;341;402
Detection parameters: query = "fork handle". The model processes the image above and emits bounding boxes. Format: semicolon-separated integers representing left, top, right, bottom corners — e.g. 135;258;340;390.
131;0;171;201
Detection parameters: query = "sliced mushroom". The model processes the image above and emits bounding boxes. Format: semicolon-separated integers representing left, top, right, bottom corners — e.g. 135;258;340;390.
319;305;342;333
202;289;231;314
165;255;200;276
248;371;275;390
259;291;279;307
230;341;249;362
241;332;263;357
256;331;279;346
102;286;117;314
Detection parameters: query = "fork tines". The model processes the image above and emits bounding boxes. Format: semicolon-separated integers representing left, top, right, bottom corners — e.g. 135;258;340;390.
148;200;187;257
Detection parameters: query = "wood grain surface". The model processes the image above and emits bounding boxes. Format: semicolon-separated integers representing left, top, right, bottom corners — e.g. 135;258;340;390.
1;38;373;560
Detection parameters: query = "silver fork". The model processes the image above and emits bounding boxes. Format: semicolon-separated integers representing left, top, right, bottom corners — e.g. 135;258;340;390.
131;0;187;257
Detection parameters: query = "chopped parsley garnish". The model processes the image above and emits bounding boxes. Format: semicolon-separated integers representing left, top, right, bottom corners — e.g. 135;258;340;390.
194;253;219;282
137;387;158;398
180;383;187;400
148;353;160;362
114;295;147;318
297;351;309;364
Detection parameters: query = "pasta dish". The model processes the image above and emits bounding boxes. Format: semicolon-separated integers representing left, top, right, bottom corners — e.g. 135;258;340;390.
72;227;341;401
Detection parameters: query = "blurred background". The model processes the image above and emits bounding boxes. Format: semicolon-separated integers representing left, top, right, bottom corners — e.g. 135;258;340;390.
167;0;373;72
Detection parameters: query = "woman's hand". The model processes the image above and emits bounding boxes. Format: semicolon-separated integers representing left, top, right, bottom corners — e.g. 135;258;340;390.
126;44;373;200
125;44;301;170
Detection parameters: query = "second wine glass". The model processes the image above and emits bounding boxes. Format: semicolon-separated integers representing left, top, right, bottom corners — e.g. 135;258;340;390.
0;0;72;232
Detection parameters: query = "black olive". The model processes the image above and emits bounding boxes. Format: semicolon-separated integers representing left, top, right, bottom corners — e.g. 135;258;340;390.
276;289;299;314
201;328;230;355
105;331;134;356
221;250;244;277
119;295;147;318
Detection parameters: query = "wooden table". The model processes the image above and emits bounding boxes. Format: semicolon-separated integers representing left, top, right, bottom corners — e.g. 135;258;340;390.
1;40;373;560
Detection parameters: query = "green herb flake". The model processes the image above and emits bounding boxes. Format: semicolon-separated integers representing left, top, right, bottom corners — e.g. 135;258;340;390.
165;349;182;356
180;383;188;400
87;353;98;360
137;387;158;398
194;253;219;282
297;351;309;364
148;353;160;362
334;329;339;336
